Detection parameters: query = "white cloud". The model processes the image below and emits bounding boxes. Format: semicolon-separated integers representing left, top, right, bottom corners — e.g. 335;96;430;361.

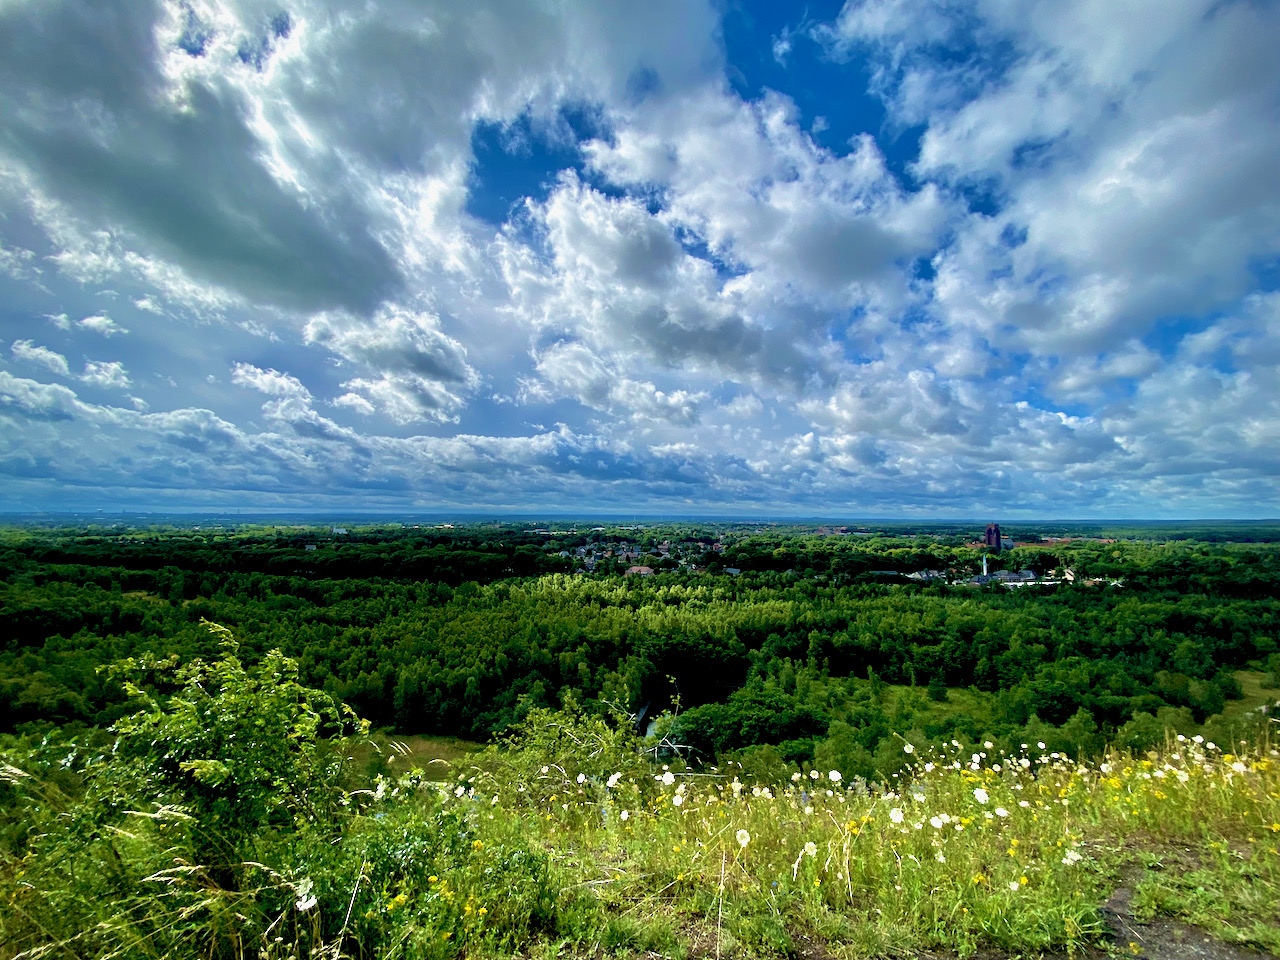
11;340;70;377
305;307;479;423
230;361;312;399
78;314;128;337
80;360;132;390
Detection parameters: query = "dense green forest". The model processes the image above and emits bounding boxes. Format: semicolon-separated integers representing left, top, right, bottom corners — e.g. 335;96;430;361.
3;519;1279;778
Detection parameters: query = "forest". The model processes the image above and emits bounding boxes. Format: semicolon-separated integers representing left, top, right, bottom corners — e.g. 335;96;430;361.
2;518;1278;780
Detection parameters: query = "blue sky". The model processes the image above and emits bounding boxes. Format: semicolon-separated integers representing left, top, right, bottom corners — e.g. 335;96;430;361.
1;0;1279;517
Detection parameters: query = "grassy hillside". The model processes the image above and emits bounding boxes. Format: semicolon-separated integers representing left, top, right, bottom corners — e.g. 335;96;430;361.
2;644;1278;960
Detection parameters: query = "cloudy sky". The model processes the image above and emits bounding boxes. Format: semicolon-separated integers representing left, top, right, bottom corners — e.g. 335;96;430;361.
1;0;1278;517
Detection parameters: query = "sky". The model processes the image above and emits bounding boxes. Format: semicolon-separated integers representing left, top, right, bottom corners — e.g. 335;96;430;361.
0;0;1278;518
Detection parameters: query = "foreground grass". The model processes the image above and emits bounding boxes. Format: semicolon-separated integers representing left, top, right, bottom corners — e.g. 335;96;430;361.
6;720;1277;960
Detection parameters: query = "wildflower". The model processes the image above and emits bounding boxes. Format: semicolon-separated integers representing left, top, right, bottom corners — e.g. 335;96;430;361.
804;805;814;815
737;829;751;848
1037;741;1046;750
1009;880;1021;891
1018;800;1031;808
903;743;914;754
792;772;802;781
620;810;629;821
972;873;988;885
930;816;944;829
541;766;549;773
995;807;1009;817
662;771;676;786
1062;849;1084;865
810;770;821;780
924;763;935;773
973;788;989;804
829;770;842;783
984;741;993;749
607;772;622;788
576;773;586;784
804;841;818;857
890;807;904;824
912;793;925;802
1232;762;1246;773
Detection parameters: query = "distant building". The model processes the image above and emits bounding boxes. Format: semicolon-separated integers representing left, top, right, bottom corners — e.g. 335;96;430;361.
625;565;654;577
984;523;1002;553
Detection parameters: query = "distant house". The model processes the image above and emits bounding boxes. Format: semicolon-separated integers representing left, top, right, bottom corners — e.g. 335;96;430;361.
723;567;742;576
331;527;348;535
907;569;946;582
625;565;654;577
304;544;318;551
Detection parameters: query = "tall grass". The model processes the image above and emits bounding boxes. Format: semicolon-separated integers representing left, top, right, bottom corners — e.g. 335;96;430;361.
4;724;1278;959
2;645;1277;960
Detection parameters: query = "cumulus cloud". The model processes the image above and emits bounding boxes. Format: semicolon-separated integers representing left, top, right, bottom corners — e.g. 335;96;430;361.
305;308;478;423
80;360;132;390
11;340;70;377
526;340;707;425
230;362;312;399
0;0;1276;514
78;314;128;337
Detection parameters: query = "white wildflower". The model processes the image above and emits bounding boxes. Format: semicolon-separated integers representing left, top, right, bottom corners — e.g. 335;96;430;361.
607;772;622;788
890;808;904;823
804;841;818;857
736;829;751;848
829;770;842;783
973;788;989;804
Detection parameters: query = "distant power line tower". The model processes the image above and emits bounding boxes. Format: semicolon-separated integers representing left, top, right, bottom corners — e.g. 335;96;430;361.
984;522;1002;553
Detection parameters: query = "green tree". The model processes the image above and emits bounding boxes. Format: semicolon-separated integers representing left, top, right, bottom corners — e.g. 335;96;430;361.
107;621;366;885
